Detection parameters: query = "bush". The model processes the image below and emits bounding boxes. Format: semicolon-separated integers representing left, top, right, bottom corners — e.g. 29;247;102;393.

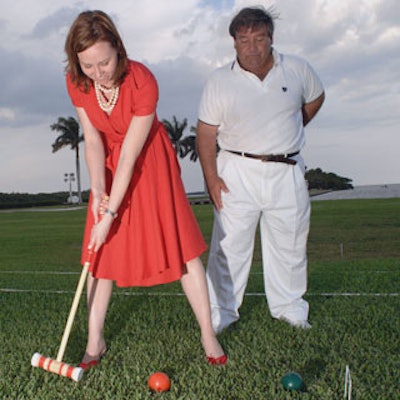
0;191;90;209
306;168;353;190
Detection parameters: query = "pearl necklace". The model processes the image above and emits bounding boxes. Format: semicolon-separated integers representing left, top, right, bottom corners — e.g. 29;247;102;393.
94;82;120;113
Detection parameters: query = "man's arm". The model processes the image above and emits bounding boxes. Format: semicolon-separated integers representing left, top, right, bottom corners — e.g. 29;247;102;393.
196;120;228;210
302;92;325;126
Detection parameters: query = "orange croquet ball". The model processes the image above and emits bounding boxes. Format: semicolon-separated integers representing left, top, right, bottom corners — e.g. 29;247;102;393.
148;371;171;392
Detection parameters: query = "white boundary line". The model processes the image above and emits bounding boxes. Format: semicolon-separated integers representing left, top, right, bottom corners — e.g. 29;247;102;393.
1;269;395;275
1;271;79;275
344;365;352;400
249;271;394;275
308;292;399;296
0;288;398;296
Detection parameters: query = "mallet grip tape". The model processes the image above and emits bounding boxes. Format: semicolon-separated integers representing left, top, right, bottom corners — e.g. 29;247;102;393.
85;249;94;265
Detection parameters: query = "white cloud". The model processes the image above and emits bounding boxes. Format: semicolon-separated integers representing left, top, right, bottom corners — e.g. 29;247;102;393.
0;108;15;122
0;0;399;193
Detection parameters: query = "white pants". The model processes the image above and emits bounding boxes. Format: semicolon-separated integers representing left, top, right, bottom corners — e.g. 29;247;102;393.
206;150;310;333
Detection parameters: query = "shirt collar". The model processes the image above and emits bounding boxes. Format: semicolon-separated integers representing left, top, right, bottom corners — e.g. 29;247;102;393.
231;47;280;72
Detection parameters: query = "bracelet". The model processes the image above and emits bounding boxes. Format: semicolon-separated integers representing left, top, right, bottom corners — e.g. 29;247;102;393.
104;208;118;219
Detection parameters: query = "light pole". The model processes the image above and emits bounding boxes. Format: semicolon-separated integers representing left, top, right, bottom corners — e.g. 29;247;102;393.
64;173;75;203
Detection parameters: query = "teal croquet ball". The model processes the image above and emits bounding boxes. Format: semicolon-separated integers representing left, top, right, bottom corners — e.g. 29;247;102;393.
281;372;306;391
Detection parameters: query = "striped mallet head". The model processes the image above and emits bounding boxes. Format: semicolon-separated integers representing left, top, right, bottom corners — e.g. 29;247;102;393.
31;353;84;382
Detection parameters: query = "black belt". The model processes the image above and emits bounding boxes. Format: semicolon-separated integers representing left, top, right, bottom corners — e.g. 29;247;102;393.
226;150;299;165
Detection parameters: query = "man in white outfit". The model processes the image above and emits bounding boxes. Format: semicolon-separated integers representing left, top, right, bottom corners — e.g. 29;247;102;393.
197;7;325;334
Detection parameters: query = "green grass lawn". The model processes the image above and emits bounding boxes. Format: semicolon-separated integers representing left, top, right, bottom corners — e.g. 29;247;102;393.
0;199;399;399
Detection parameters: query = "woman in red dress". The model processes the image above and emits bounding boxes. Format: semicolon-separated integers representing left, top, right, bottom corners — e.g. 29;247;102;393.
64;10;227;368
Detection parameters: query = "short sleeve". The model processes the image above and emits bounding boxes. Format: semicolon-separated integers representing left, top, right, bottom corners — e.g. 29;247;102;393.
128;62;159;116
198;70;222;126
302;61;324;104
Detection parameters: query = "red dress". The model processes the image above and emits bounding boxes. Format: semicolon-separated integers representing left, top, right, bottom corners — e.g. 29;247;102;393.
66;60;206;287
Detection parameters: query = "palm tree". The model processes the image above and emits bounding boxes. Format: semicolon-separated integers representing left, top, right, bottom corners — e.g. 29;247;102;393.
162;116;198;161
51;116;84;204
182;126;199;162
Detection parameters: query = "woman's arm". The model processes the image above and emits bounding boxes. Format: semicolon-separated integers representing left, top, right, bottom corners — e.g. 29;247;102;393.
84;111;155;251
107;113;155;213
76;107;106;223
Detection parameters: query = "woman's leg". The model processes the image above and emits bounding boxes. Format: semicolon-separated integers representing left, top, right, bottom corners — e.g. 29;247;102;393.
181;257;225;359
81;273;113;362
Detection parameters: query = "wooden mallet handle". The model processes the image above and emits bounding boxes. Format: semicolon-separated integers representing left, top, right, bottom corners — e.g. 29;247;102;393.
56;250;94;362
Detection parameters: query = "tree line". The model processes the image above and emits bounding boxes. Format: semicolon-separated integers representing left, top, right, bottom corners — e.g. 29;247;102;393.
0;191;91;209
48;115;200;204
50;115;352;201
0;115;352;209
305;168;353;191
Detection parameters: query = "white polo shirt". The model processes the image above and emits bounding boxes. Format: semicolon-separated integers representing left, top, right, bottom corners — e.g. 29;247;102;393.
198;48;324;154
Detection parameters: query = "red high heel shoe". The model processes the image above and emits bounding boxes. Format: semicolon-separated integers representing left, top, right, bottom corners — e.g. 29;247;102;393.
79;359;99;370
79;348;107;370
206;354;228;366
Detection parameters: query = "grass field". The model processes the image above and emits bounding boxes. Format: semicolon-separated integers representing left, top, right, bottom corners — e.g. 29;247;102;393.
0;198;399;399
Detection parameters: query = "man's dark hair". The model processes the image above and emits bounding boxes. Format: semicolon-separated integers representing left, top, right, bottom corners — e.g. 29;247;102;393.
229;7;274;38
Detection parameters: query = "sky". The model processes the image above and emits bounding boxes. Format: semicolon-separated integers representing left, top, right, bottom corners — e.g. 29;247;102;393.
0;0;399;194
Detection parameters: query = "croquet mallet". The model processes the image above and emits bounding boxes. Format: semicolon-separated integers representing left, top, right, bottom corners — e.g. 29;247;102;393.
31;250;94;382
